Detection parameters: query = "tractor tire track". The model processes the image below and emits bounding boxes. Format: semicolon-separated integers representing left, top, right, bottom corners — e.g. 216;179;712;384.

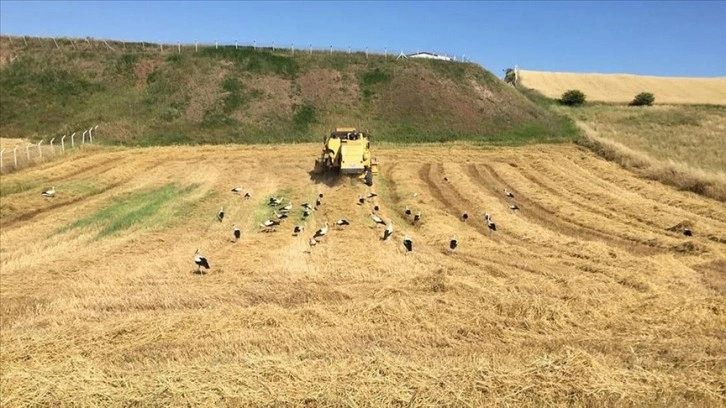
468;163;666;255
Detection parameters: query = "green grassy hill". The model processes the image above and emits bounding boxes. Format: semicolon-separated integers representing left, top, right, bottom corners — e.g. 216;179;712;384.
0;36;577;145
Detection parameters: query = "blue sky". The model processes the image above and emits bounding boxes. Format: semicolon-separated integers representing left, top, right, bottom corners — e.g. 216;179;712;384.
1;1;724;77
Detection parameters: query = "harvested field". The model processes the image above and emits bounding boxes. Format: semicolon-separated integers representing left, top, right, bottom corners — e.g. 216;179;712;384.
1;143;724;407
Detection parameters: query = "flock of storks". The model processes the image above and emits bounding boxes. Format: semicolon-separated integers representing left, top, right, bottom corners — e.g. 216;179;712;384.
192;177;524;274
33;170;696;276
37;175;694;276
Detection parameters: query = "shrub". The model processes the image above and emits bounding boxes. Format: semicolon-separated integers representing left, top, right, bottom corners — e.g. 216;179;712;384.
560;89;586;106
630;92;655;106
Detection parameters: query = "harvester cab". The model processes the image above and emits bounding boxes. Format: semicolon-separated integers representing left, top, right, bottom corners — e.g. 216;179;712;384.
313;127;379;186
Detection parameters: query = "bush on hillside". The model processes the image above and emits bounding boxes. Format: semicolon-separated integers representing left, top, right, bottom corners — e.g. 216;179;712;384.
630;92;655;106
560;89;586;106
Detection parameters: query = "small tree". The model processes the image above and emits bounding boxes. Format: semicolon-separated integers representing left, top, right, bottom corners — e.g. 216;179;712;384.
503;68;517;87
560;89;586;106
630;92;655;106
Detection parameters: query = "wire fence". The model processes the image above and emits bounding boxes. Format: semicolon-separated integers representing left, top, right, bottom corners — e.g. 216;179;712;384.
0;35;474;63
0;125;100;174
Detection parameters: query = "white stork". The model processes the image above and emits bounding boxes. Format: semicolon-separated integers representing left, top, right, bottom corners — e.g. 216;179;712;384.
41;186;56;197
260;219;281;230
194;249;210;273
683;228;692;236
232;224;241;242
509;204;520;211
373;205;380;212
461;212;469;222
313;221;329;239
293;225;304;236
231;186;243;194
404;206;412;216
449;235;458;253
274;211;288;220
367;192;378;199
244;192;252;200
382;221;393;241
413;212;421;223
280;202;293;212
217;206;225;222
504;188;515;198
403;235;413;252
335;219;350;228
371;213;386;226
487;218;497;232
357;195;366;205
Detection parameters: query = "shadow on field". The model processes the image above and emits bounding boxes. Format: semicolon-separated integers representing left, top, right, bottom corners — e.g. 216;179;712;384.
308;169;349;188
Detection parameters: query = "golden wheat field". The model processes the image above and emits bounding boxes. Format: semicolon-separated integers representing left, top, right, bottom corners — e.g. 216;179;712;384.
518;70;726;105
1;143;725;407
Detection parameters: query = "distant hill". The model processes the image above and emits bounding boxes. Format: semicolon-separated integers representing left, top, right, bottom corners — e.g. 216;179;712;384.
0;36;577;146
518;70;726;105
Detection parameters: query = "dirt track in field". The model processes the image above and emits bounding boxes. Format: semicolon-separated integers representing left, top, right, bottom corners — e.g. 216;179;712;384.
1;143;724;406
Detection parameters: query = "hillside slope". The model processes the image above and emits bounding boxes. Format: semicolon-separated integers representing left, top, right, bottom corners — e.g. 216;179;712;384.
0;36;576;145
518;69;726;105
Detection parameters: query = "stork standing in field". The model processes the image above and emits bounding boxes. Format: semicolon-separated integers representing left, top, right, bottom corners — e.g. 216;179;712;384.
315;197;322;208
413;212;421;223
313;221;329;239
217;206;225;222
461;212;469;222
504;188;515;198
41;186;56;197
449;235;458;253
373;205;380;212
231;186;243;194
382;221;393;241
367;192;378;199
371;213;386;226
260;219;281;232
280;202;293;212
484;213;497;231
244;192;252;200
684;228;693;237
404;206;412;216
293;225;304;236
358;195;366;205
403;235;413;252
232;224;241;242
335;219;350;229
194;249;210;274
509;204;520;211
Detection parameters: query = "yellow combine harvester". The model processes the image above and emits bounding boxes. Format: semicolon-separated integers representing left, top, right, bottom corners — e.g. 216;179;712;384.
313;127;379;186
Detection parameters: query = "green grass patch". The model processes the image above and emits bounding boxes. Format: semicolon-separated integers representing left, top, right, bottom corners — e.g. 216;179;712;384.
616;109;702;127
293;103;317;130
199;46;298;79
54;183;199;239
0;178;44;198
251;188;294;231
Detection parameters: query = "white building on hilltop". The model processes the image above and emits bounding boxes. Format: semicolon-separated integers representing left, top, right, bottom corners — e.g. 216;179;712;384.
407;51;452;61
